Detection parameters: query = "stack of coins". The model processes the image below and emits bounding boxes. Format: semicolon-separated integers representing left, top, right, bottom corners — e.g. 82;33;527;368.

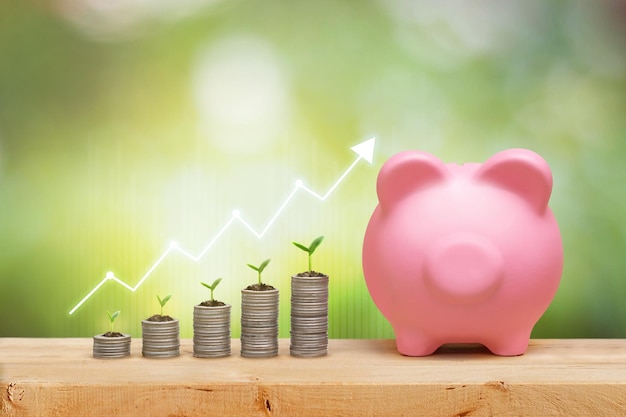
290;275;329;357
193;304;231;358
240;289;279;358
141;319;180;358
93;334;131;358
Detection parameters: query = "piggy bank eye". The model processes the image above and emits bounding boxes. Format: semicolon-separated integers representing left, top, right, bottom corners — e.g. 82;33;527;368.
476;148;553;213
377;151;448;209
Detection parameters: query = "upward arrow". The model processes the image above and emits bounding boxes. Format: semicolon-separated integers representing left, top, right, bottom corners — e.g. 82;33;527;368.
351;137;376;164
69;137;377;315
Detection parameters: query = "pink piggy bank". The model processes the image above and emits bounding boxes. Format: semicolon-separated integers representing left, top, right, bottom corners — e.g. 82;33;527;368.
362;149;563;356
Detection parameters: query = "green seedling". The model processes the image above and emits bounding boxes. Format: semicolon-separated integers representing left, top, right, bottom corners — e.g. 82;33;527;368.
247;259;271;285
157;294;172;316
107;310;120;333
292;235;325;272
201;278;222;302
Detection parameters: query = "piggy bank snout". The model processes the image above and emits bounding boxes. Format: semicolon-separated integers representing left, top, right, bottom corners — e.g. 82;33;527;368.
423;233;504;305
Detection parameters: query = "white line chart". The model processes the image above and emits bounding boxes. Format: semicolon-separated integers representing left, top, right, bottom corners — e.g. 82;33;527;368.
68;138;376;315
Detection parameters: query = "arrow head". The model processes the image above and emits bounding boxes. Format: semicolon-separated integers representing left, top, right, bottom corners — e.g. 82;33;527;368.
351;137;376;164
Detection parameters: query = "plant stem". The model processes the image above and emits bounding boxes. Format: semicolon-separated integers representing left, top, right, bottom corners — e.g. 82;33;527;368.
210;288;214;302
258;270;261;285
308;253;312;272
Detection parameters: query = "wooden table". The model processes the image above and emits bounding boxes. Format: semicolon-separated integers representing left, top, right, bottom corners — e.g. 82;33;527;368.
1;338;625;416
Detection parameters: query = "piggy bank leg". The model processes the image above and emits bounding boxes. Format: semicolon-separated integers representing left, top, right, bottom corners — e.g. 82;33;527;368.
394;326;440;356
483;329;532;356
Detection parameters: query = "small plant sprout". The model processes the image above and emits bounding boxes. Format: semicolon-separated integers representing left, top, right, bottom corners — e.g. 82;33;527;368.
157;294;172;316
201;278;222;302
292;235;325;272
107;310;120;333
247;259;271;285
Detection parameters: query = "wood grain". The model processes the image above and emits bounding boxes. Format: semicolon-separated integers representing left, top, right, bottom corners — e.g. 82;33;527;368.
1;339;625;416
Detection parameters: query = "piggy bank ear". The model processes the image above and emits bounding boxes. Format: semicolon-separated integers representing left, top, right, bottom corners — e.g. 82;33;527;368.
377;151;448;209
477;148;553;213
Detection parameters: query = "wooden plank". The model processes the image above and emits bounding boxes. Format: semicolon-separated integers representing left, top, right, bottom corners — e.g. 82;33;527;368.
1;339;625;417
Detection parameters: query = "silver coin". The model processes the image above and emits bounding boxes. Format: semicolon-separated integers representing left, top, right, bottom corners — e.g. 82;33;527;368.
240;336;278;341
143;334;180;340
194;310;231;316
194;346;231;351
194;324;230;330
290;340;328;346
93;335;131;358
194;319;230;324
193;321;230;327
194;342;231;348
142;329;180;334
290;312;327;318
142;339;180;345
241;336;278;342
194;333;231;339
291;333;328;343
240;328;277;334
290;326;327;333
290;342;328;349
292;275;329;281
194;334;230;341
291;319;327;326
194;351;231;358
290;350;327;358
143;351;180;358
241;313;278;318
291;317;327;322
290;345;328;351
291;328;327;335
291;298;328;304
143;346;180;353
241;321;278;327
291;286;327;291
290;335;328;342
240;351;278;358
194;343;231;349
194;331;230;338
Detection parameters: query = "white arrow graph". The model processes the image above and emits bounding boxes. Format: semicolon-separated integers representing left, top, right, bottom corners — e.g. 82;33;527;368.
68;137;376;315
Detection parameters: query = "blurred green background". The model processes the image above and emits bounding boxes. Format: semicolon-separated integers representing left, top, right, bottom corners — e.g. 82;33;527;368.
0;0;624;340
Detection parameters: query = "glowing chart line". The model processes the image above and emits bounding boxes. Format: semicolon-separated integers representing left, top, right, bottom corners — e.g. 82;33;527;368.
68;137;376;315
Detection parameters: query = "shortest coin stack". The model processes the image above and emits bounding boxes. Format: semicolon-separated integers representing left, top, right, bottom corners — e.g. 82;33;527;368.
241;289;279;358
93;334;131;358
142;319;180;358
193;304;231;358
290;275;329;357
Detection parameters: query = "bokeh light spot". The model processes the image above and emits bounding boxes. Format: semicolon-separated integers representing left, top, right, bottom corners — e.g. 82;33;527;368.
192;35;291;154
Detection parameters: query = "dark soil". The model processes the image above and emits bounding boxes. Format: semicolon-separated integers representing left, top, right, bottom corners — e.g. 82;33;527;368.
102;332;124;337
146;314;175;322
199;300;226;307
295;270;328;278
245;283;276;291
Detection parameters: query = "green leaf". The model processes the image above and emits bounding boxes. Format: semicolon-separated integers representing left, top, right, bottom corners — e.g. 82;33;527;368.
292;242;309;253
107;310;120;324
308;235;325;254
247;263;260;272
210;277;222;290
202;278;222;290
258;258;271;273
157;294;172;308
